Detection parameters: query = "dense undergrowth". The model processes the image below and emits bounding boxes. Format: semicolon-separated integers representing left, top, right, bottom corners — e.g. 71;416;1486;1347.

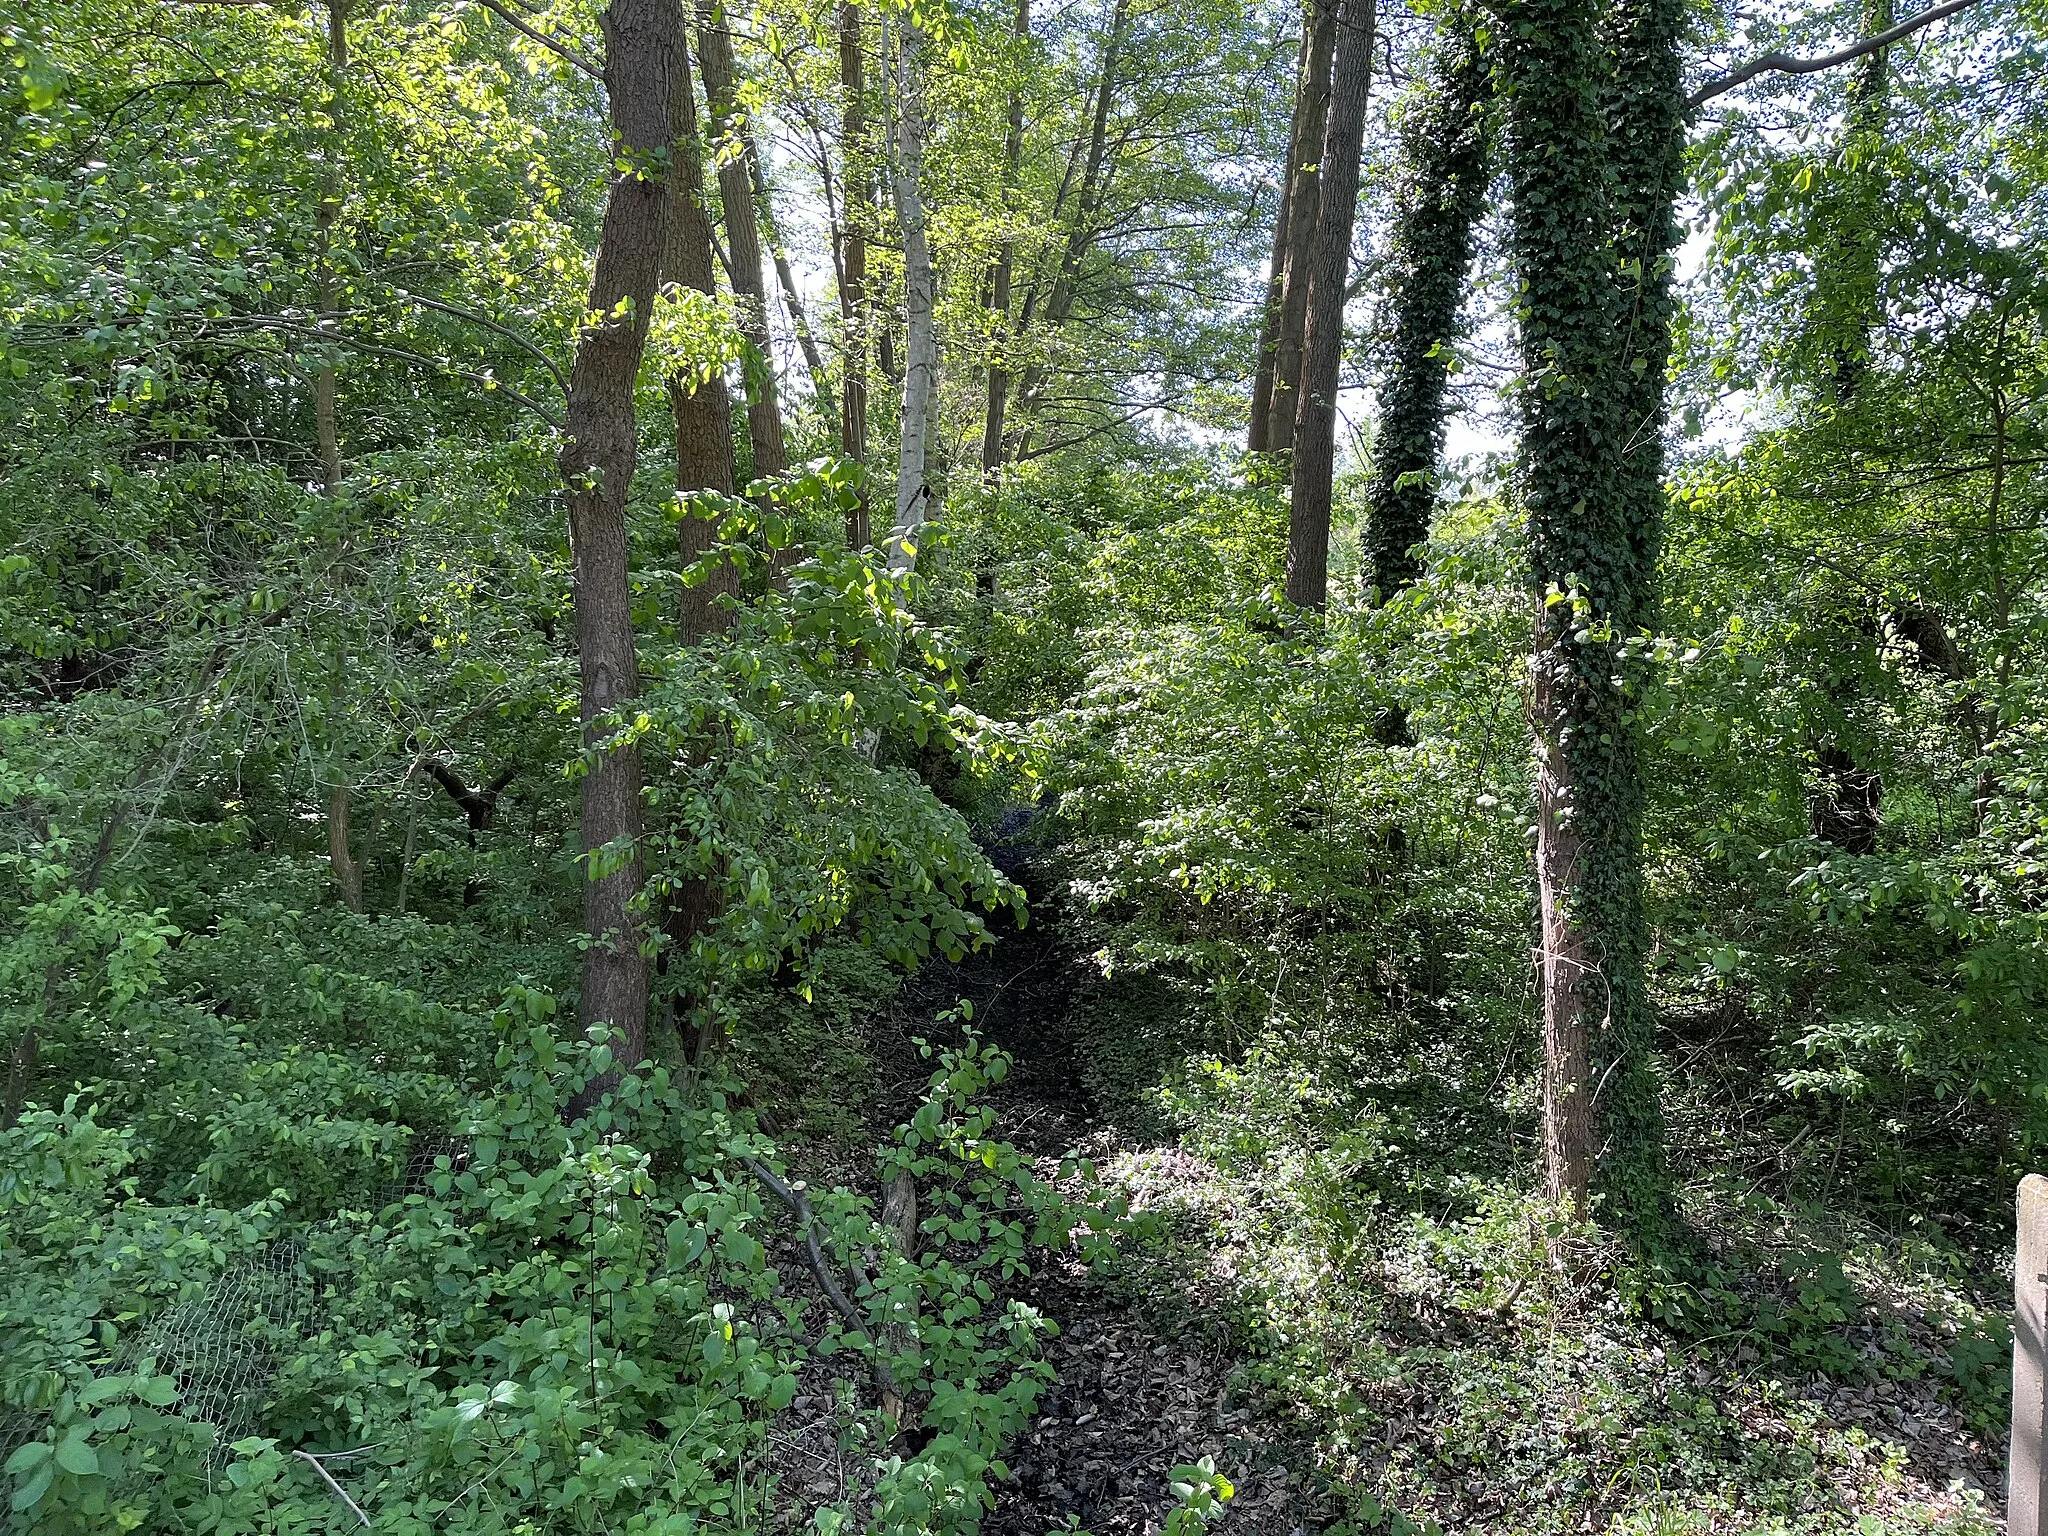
7;439;2044;1533
918;454;2033;1534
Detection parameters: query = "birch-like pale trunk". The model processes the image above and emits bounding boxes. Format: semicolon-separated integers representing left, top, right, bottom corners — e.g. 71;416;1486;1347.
888;17;936;573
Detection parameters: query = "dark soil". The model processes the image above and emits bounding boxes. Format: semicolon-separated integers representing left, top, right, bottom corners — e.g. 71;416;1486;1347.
865;901;1327;1536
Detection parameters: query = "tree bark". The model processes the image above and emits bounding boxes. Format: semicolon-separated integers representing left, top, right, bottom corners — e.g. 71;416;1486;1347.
560;0;681;1081
981;0;1030;482
838;0;871;546
1284;0;1374;611
1248;6;1314;454
666;33;742;641
694;2;788;486
1531;628;1594;1213
888;16;937;572
328;783;364;912
1363;11;1488;601
1266;0;1337;452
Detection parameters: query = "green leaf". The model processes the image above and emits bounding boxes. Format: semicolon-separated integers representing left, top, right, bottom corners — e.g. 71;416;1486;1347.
9;1464;52;1512
3;1443;49;1476
54;1434;99;1477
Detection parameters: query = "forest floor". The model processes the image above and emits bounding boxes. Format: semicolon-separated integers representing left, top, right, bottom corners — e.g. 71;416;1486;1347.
877;918;1331;1536
768;897;2014;1535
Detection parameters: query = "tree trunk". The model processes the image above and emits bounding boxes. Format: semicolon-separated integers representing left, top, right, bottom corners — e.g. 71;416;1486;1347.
1283;0;1373;611
1248;6;1314;454
1806;0;1892;848
653;33;740;1062
981;0;1030;482
1007;0;1130;445
313;0;348;496
1501;0;1680;1230
1266;0;1337;453
1821;0;1892;402
1363;11;1488;601
328;783;363;913
694;3;788;485
838;0;871;546
888;17;937;572
1531;628;1593;1213
560;0;681;1082
316;0;356;908
667;22;741;642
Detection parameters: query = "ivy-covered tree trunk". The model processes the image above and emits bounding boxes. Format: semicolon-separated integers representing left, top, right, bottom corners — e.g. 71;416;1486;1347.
694;1;788;486
1363;12;1488;603
1595;0;1684;1229
1806;0;1893;852
1284;0;1374;610
1819;0;1893;403
1499;0;1677;1227
1266;0;1337;453
560;0;680;1081
838;0;871;546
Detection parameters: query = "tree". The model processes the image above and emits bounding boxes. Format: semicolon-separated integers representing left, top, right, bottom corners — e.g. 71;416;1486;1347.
1004;0;1131;458
888;14;937;571
1362;11;1489;604
1803;0;1893;852
1246;3;1315;454
695;0;789;487
1496;0;1682;1225
838;0;873;546
668;18;742;642
1283;0;1373;611
1265;0;1337;453
559;0;682;1080
314;0;363;913
980;0;1031;482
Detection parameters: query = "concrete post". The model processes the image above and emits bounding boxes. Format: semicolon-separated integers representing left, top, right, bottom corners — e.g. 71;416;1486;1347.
2011;1174;2048;1535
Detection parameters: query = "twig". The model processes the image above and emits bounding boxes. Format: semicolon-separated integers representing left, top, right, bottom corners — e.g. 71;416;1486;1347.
242;317;565;428
294;1450;371;1527
1689;0;1988;105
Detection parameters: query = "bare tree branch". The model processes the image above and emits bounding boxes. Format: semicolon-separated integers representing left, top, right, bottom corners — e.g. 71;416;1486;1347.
245;317;565;428
389;287;569;396
471;0;604;81
1689;0;1989;106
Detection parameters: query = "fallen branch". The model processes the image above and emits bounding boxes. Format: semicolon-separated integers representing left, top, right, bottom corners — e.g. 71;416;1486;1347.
741;1156;901;1398
294;1450;371;1528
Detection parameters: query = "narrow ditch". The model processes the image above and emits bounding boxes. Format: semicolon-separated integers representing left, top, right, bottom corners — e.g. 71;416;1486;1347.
864;876;1329;1536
